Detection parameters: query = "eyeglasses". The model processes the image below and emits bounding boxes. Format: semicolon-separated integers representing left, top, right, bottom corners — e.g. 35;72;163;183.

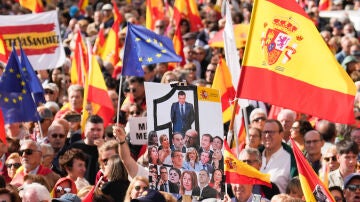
305;139;321;145
51;133;66;139
155;25;164;29
242;159;259;164
262;130;279;136
130;111;141;116
347;184;360;192
134;186;148;191
56;186;71;193
252;117;266;122
44;90;54;95
324;156;337;162
185;68;197;72
206;69;216;74
6;163;21;169
19;149;40;156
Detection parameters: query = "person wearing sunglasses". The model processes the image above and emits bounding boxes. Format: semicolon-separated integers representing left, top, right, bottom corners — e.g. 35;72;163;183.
10;139;60;189
51;177;77;199
47;122;68;176
343;173;360;202
124;176;149;202
249;108;267;131
4;153;20;181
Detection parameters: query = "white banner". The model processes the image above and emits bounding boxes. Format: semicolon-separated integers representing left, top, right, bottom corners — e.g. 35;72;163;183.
129;117;148;145
0;11;65;70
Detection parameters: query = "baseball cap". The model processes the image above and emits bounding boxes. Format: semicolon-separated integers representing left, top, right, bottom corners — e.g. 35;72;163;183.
52;193;81;202
69;6;79;18
131;189;166;202
102;3;113;10
344;173;360;189
43;83;59;93
182;32;197;40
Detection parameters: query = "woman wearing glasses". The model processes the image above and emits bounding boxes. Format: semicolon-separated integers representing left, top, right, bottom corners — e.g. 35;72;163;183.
124;176;149;202
101;155;129;202
5;153;21;180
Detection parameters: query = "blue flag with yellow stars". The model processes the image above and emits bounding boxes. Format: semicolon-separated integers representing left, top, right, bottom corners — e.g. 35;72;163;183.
122;23;182;76
20;45;46;105
0;46;40;123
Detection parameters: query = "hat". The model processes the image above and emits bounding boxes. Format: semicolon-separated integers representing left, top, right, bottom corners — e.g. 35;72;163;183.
333;21;343;29
130;189;166;202
182;32;197;40
43;83;59;93
102;3;113;10
38;107;53;119
52;193;81;202
343;173;360;189
69;5;79;18
342;55;358;69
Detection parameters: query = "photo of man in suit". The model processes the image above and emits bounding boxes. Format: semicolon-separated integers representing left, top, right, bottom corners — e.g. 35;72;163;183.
193;169;217;200
170;91;195;136
158;166;179;193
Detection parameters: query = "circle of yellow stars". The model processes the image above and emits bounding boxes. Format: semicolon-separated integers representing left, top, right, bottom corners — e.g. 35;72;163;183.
0;66;28;104
135;37;168;63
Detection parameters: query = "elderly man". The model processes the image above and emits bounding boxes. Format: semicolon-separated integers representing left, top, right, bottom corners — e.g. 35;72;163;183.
277;109;296;143
249;108;267;131
11;140;60;188
70;115;104;184
343;173;360;202
55;84;84;119
184;129;199;150
259;119;297;193
48;122;68;175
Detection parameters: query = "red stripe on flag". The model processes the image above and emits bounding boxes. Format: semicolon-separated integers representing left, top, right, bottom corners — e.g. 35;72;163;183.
0;24;55;33
87;85;114;126
266;0;310;20
220;87;236;111
238;66;355;124
20;47;57;55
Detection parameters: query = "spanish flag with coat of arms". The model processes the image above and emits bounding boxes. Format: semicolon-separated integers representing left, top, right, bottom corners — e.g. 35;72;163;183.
237;0;356;124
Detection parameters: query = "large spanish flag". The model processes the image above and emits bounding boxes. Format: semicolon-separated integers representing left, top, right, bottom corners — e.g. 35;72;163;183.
146;0;165;30
19;0;44;13
290;138;334;202
224;140;271;187
237;0;356;124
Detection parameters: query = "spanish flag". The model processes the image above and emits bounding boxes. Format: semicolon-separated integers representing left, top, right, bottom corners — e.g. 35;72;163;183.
173;0;203;32
237;0;356;124
19;0;44;13
146;0;165;30
224;140;271;187
212;58;236;123
70;31;88;85
319;0;332;11
290;138;334;202
81;48;114;130
78;0;88;14
0;35;8;63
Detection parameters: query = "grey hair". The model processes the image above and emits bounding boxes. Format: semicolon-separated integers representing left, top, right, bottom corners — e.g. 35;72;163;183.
277;109;296;121
249;108;267;122
22;183;51;201
238;147;262;163
20;139;41;152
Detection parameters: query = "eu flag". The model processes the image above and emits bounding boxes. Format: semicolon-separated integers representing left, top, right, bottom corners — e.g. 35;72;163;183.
122;23;182;76
20;45;46;105
0;46;40;123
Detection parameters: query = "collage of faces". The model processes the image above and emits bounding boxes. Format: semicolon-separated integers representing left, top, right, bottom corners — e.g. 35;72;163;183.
148;130;225;199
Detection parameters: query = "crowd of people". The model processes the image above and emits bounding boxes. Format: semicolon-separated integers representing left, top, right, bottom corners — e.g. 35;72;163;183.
0;0;360;201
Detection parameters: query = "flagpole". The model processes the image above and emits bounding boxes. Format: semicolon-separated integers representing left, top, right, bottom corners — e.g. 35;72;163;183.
116;75;123;124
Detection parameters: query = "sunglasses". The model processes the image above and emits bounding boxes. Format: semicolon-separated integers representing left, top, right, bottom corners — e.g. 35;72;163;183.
44;90;54;95
51;133;66;139
130;111;141;116
6;163;21;169
347;184;360;192
252;117;266;122
242;159;259;164
56;186;71;193
19;149;39;156
134;186;148;191
324;156;337;162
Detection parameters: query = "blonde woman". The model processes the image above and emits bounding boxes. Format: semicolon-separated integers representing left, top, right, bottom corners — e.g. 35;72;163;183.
124;176;149;202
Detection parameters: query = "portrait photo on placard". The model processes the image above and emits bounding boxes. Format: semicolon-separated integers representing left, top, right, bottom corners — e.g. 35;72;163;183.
145;82;224;199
